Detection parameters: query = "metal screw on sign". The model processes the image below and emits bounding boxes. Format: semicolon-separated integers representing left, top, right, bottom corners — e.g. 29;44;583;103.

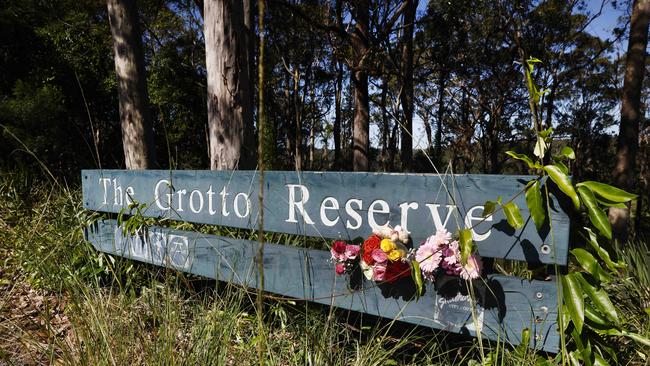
540;244;551;254
535;292;544;300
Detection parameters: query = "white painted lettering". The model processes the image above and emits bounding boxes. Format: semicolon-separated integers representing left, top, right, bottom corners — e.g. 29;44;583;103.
125;186;135;205
234;192;251;218
399;201;419;231
207;185;217;215
368;199;390;230
464;205;492;241
154;179;171;211
189;189;204;213
285;184;315;224
220;187;230;217
345;199;363;229
112;179;123;206
175;189;188;212
100;178;111;204
426;204;456;231
320;196;340;227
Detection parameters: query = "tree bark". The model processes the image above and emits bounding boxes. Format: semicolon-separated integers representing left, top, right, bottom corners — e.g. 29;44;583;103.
333;59;343;170
609;0;650;244
107;0;155;169
204;0;254;170
293;67;303;170
350;0;370;171
380;77;390;171
399;0;417;172
435;73;445;158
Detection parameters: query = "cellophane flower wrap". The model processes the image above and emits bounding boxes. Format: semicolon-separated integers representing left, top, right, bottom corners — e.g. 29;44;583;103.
415;228;482;281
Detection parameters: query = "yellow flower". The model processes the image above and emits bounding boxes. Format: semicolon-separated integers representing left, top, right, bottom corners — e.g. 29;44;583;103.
387;249;404;261
380;239;396;252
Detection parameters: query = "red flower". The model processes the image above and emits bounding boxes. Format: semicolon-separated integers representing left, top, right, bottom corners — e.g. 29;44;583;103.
362;235;381;265
385;260;410;283
335;263;346;275
331;241;348;261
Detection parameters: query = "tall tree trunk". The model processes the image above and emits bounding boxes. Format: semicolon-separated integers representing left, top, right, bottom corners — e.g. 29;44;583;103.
205;0;254;170
333;60;343;170
609;0;650;244
435;73;445;159
422;112;432;150
107;0;155;169
293;67;302;170
399;0;417;172
380;78;390;171
350;0;369;171
243;0;256;147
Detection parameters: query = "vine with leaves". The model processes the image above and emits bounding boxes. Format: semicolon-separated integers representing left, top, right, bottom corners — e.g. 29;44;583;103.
457;57;649;365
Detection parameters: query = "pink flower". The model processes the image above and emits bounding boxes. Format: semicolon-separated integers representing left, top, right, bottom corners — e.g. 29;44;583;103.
443;240;460;265
372;263;387;281
335;263;346;275
416;242;442;274
331;240;347;261
371;248;388;263
345;244;360;260
460;254;482;280
431;228;452;245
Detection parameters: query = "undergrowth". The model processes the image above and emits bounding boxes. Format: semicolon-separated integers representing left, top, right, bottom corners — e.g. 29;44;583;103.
1;172;648;365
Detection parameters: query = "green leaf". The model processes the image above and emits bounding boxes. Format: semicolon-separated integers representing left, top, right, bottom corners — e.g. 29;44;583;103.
553;158;569;175
568;351;582;366
525;180;545;230
562;273;585;334
482;200;497;218
593;353;610;366
575;272;618;324
582;228;624;272
411;260;424;298
619;330;650;347
571;327;594;366
576;181;637;203
595;197;627;209
571;249;613;283
544;165;580;209
506;151;537;169
584;303;609;326
459;229;474;265
539;126;554;138
502;201;524;229
578;186;612;239
560;146;576;159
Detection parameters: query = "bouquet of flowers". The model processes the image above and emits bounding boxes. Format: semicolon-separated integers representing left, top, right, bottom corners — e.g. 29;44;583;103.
415;228;482;281
359;225;412;283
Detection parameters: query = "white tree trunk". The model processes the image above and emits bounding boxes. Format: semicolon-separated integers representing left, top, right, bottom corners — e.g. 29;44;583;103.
107;0;155;169
204;0;254;170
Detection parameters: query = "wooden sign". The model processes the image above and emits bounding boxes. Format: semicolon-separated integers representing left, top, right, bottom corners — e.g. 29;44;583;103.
82;170;570;265
82;170;571;353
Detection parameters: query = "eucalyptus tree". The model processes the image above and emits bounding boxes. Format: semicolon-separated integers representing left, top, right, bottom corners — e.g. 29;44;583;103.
204;0;255;170
107;0;156;169
610;0;650;243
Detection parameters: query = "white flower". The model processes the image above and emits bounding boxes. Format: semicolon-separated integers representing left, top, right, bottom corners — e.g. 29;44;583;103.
360;260;374;280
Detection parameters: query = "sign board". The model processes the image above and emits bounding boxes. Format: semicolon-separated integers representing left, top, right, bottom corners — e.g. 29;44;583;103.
82;170;570;353
82;170;570;264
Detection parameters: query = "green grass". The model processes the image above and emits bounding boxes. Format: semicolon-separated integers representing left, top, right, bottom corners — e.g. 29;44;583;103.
1;172;648;365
